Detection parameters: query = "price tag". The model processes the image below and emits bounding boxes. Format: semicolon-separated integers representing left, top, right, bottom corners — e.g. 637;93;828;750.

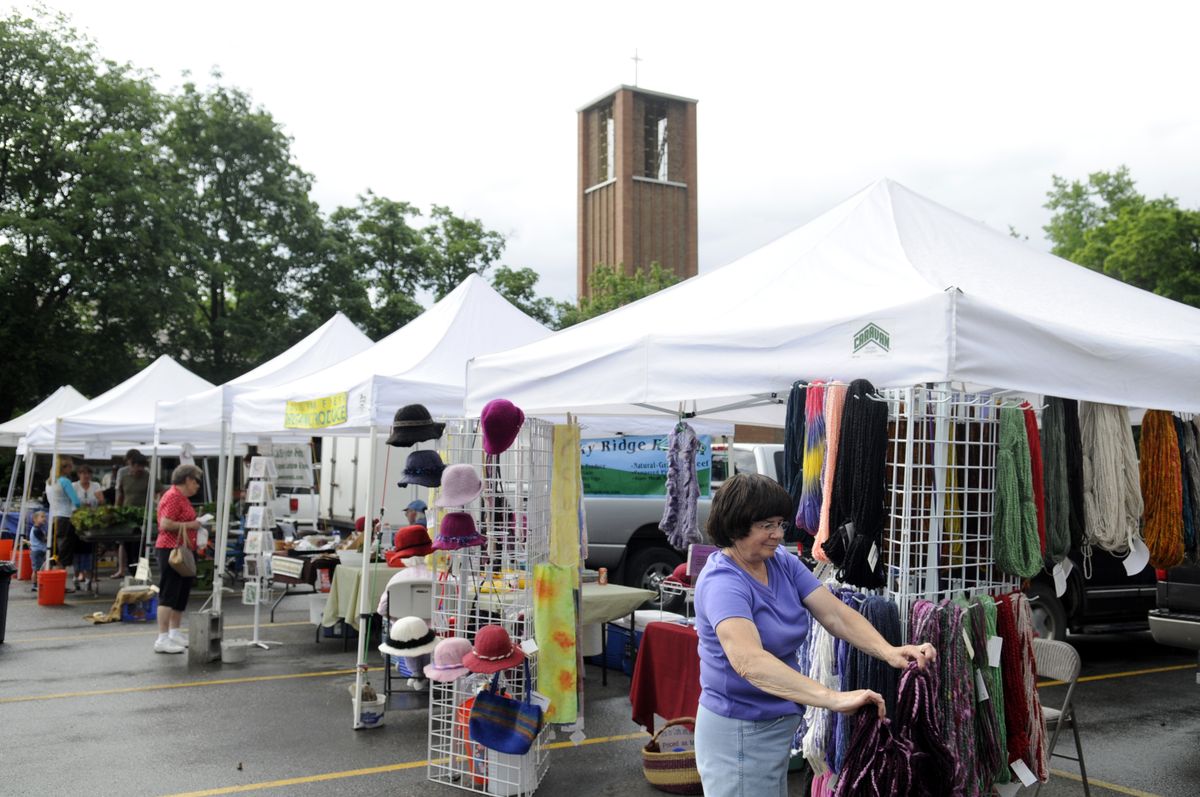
1052;563;1067;597
569;728;587;745
987;636;1003;668
961;628;974;660
1011;759;1038;787
1060;556;1074;579
520;638;539;656
531;691;551;711
1124;536;1150;576
974;669;989;702
867;544;879;571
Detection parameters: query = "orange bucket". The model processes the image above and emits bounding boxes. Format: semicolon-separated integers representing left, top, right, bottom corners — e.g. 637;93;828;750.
0;539;11;560
37;568;67;606
16;548;32;580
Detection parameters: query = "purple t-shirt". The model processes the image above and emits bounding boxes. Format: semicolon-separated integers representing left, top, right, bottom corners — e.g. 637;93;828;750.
695;548;824;721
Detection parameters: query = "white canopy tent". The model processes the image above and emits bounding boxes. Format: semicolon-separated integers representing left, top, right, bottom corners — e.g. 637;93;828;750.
0;386;89;448
232;273;550;725
155;312;372;618
466;179;1200;421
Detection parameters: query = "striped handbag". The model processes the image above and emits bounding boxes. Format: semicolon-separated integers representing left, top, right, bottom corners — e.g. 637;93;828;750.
469;660;543;756
642;717;702;795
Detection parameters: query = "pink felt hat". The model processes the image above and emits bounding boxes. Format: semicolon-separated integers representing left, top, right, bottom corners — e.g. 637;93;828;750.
462;624;525;674
480;399;525;456
430;512;486;551
434;464;483;508
423;637;475;682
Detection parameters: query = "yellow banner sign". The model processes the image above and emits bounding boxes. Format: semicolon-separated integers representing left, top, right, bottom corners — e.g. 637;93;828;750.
284;393;348;429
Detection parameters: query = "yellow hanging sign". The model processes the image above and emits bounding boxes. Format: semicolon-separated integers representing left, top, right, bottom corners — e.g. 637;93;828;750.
284;392;348;429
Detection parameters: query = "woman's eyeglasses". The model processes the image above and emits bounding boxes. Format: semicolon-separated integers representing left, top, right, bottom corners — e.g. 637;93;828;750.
753;520;790;533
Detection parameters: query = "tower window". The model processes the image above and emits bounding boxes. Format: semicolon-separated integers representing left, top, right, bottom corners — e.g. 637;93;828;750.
596;103;614;183
643;101;668;180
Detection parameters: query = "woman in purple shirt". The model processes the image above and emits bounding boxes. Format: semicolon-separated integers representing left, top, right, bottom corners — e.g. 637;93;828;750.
694;474;937;796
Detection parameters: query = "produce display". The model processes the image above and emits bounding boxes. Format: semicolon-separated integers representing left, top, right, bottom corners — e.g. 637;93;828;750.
71;504;145;531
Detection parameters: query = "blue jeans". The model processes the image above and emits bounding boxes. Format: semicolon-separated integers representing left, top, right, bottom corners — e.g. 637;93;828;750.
695;703;801;797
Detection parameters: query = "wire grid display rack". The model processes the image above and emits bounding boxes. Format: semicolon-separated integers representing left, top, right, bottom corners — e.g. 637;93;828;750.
428;417;552;797
877;385;1019;641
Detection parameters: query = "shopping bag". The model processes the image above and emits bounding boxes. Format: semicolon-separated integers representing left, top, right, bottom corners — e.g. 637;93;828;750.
169;535;196;577
134;556;151;583
469;660;543;755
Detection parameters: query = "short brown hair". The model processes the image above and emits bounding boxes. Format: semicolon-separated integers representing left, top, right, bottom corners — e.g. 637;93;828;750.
171;463;203;486
705;473;793;547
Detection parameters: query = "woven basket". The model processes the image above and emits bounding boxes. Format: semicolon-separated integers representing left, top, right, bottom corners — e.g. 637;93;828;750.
642;717;702;795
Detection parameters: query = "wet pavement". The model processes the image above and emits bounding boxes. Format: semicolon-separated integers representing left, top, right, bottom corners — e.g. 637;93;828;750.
2;575;1197;797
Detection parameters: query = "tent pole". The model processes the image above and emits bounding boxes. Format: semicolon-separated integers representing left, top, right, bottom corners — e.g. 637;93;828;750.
211;420;233;616
351;424;380;730
50;420;60;567
142;433;161;579
2;449;20;563
14;451;35;567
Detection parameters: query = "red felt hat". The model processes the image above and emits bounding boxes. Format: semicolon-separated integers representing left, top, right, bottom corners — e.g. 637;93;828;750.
391;525;433;558
462;624;525;674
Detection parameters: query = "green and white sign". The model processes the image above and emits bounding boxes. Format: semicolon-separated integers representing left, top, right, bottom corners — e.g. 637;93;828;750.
580;434;712;498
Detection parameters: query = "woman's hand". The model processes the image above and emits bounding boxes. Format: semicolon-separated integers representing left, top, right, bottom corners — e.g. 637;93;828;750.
885;642;937;670
826;688;886;718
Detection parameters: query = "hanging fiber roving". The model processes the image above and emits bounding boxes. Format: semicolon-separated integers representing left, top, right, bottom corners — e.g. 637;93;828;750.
1039;397;1072;565
1173;417;1196;554
1062;399;1087;550
814;383;848;563
658;421;701;551
994;407;1042;579
1139;410;1184;569
1022;403;1048;559
796;381;826;534
1080;402;1143;556
996;592;1048;783
783;381;807;523
1181;420;1200;556
826;379;889;588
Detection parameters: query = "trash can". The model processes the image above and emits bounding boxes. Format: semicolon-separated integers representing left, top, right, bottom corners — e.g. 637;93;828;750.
0;561;15;644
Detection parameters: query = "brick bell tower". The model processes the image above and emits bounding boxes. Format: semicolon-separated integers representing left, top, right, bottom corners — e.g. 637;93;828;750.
576;85;698;299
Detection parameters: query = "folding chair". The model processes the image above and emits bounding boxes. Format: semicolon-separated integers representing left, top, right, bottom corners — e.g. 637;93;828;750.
1032;637;1090;797
380;578;434;698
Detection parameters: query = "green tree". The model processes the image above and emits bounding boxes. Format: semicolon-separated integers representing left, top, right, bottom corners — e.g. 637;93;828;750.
490;265;572;328
559;263;680;327
420;205;505;299
0;10;185;419
1044;167;1200;306
159;75;325;382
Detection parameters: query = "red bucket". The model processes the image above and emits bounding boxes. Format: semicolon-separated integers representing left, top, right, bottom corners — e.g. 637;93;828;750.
0;539;12;560
37;568;67;606
16;548;32;580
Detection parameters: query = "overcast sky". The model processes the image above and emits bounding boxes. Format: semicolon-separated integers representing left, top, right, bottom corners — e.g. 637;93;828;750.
23;1;1200;304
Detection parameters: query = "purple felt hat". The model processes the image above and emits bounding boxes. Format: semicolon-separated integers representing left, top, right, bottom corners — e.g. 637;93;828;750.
431;512;486;551
423;637;475;682
480;399;525;456
434;464;483;508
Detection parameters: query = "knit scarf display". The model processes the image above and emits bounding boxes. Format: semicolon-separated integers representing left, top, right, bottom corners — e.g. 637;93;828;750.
814;383;848;563
797;381;827;534
783;382;808;525
532;563;577;723
825;379;888;588
1139;410;1184;569
658;421;701;551
1039;397;1072;565
1021;403;1048;559
994;407;1041;578
1080;402;1143;555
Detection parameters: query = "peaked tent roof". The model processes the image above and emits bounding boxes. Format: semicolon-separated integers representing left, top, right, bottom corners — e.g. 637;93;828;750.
232;274;551;436
156;312;373;443
466;179;1200;423
0;386;89;448
25;355;215;447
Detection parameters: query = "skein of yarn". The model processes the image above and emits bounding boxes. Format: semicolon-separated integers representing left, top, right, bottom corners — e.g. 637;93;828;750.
997;592;1048;782
1062;399;1087;550
994;407;1042;578
1040;397;1072;565
1080;402;1143;555
814;383;848;563
1181;420;1200;557
1172;417;1195;553
1140;410;1184;569
783;381;808;523
1022;403;1048;558
797;381;827;534
829;379;889;586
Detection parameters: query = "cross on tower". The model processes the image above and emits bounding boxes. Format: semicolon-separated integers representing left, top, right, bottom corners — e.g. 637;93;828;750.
631;49;642;86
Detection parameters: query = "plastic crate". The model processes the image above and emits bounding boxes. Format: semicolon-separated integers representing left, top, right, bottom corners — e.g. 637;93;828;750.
585;623;643;675
120;596;158;623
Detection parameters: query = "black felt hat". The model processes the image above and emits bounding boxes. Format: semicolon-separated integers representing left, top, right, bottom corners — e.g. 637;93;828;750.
386;404;445;447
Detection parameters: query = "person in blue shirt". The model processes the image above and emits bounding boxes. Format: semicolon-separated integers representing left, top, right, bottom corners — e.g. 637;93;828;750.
46;458;81;586
28;510;49;589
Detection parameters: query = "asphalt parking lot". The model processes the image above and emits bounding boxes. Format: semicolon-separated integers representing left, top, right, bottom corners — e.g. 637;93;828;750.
2;576;1198;797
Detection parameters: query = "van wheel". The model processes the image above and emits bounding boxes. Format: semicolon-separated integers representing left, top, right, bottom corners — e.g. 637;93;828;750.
623;546;684;609
1026;582;1068;641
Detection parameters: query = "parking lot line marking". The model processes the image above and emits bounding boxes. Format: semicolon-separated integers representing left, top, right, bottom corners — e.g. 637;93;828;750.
1050;768;1162;797
0;666;380;704
2;620;312;645
1038;662;1195;688
161;732;651;796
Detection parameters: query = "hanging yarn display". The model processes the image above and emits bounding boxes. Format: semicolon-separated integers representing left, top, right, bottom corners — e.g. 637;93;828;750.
1080;401;1143;555
797;381;827;534
994;407;1041;578
1173;417;1196;553
1062;399;1087;550
826;379;888;588
783;381;808;526
973;595;1008;785
996;592;1048;782
800;602;839;775
1039;397;1072;565
1021;403;1048;559
814;383;848;563
1181;420;1200;557
1139;410;1184;569
963;598;1004;791
658;421;702;551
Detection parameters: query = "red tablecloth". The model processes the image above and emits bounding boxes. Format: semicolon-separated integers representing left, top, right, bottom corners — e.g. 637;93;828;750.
630;621;702;733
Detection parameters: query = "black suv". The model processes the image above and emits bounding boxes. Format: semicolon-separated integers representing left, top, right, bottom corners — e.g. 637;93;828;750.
1025;546;1157;640
1149;563;1200;651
